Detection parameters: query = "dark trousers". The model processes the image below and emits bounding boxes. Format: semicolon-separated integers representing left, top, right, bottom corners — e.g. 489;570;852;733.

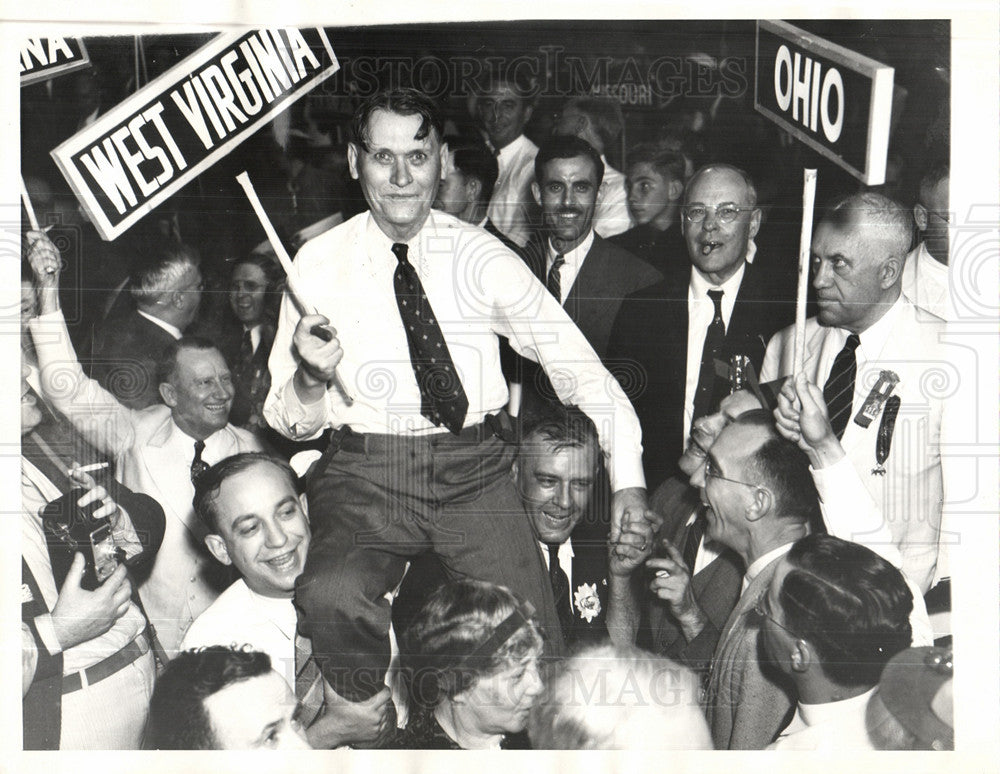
297;424;564;701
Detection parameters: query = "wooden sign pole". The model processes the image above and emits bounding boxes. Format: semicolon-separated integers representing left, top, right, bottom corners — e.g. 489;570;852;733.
794;168;818;375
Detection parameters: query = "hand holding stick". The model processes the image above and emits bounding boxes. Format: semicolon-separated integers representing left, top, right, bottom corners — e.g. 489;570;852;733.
235;171;352;403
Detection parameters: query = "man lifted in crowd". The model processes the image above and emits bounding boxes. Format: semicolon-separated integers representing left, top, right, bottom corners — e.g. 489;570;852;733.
91;241;204;409
610;144;689;271
551;96;633;238
609;163;794;491
264;88;654;735
181;453;392;748
476;73;538;247
27;232;261;654
761;192;952;594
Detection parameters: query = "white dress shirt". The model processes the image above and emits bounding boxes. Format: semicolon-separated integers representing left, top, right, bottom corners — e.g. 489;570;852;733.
29;309;263;651
902;242;954;321
136;309;182;340
769;688;878;750
265;211;645;491
683;263;747;441
545;230;595;305
593;156;633;238
487;134;538;248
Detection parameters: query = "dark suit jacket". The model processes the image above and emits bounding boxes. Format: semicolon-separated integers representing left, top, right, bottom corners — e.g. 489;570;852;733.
218;321;276;430
514;232;661;418
520;232;663;359
606;258;794;490
609;222;687;274
90;310;177;410
640;476;744;672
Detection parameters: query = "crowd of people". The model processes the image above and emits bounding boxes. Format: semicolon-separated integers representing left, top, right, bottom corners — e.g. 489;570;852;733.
19;32;959;752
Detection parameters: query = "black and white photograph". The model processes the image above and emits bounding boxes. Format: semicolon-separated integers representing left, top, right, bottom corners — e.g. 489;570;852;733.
4;0;997;768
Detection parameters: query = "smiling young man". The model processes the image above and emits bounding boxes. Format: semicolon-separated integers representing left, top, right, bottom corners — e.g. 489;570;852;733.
26;232;261;654
476;75;538;247
263;89;653;738
524;135;661;358
182;453;393;749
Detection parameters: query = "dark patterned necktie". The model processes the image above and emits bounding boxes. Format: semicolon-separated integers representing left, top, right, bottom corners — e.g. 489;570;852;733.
546;543;573;635
190;439;209;484
546;253;566;302
682;505;708;573
392;242;469;434
692;289;726;420
295;633;326;727
823;333;861;441
239;328;254;366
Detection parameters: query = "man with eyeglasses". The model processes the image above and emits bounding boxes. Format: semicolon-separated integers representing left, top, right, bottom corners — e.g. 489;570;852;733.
27;232;261;655
648;408;817;749
608;163;794;491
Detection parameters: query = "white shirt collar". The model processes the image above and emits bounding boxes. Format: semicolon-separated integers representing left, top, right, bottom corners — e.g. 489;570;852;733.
137;309;183;340
855;292;904;361
538;537;575;564
743;541;794;592
243;582;297;640
548;229;595;270
689;261;747;299
495;133;534;161
797;687;878;727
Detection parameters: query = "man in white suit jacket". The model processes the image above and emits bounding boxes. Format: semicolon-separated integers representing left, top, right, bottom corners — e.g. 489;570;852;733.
27;233;261;653
760;192;949;594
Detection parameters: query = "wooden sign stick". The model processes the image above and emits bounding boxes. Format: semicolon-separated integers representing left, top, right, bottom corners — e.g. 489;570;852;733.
236;170;352;403
794;168;818;375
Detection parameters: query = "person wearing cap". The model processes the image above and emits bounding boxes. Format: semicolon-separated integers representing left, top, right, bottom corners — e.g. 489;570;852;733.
866;646;954;750
759;534;914;751
393;579;545;749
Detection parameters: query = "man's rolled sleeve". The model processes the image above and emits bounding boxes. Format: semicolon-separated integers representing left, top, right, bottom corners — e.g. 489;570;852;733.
263;376;329;441
32;614;63;656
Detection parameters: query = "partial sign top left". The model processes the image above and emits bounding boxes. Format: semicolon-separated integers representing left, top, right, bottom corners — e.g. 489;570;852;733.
50;29;339;241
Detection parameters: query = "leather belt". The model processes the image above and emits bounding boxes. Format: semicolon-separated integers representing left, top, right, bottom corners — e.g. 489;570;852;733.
335;411;511;454
62;632;150;694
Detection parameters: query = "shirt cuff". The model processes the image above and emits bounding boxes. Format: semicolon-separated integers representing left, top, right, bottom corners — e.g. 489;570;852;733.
33;614;63;656
609;451;646;493
270;377;329;440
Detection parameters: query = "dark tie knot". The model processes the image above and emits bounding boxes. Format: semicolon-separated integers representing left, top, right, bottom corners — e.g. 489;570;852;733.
551;254;565;270
707;288;724;309
191;440;209;484
391;242;409;264
844;333;861;352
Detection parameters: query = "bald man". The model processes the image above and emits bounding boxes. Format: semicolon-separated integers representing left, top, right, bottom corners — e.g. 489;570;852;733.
761;192;950;594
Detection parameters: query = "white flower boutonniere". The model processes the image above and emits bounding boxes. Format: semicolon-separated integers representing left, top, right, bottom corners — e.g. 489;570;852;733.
574;583;601;623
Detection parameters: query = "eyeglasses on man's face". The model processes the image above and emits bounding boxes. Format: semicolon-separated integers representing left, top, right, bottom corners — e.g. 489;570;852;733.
682;203;754;224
